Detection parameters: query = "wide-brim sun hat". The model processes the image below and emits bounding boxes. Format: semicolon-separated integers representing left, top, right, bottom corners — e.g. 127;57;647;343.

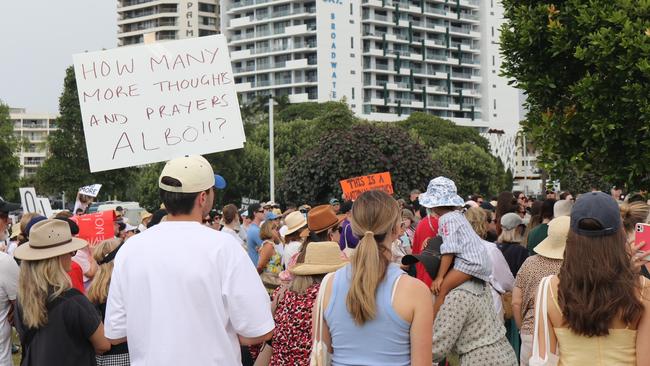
290;242;347;275
284;211;307;236
418;177;465;208
402;236;443;279
535;216;570;259
14;219;88;261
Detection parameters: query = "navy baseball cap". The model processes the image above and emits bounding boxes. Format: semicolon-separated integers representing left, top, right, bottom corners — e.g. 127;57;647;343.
570;191;621;237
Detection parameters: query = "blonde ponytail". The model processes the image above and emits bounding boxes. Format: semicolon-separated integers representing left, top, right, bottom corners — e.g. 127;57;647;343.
346;191;400;325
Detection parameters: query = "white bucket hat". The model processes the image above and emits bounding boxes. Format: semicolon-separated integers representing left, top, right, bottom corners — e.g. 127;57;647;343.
418;177;465;208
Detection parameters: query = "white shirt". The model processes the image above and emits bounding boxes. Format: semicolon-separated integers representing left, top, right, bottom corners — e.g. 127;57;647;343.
282;241;302;269
104;221;274;366
481;240;515;316
0;252;18;365
221;226;246;251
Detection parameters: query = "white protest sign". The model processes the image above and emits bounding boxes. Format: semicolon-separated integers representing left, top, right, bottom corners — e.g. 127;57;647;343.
19;188;53;217
79;184;102;197
73;35;246;172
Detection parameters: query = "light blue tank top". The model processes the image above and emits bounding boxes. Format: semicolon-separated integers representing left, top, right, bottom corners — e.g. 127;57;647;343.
324;263;411;366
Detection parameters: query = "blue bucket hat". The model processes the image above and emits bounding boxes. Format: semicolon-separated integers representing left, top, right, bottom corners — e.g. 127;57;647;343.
418;177;465;208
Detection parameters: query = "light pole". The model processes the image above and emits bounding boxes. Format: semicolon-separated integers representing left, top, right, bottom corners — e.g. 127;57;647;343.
269;98;275;203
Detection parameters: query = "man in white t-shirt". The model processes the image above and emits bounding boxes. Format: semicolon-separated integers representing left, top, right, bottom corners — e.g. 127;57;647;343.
104;155;274;365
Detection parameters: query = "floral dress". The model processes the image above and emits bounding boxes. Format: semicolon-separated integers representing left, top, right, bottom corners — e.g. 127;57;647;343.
270;283;320;366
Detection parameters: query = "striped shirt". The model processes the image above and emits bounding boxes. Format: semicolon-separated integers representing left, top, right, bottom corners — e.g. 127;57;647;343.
439;211;491;282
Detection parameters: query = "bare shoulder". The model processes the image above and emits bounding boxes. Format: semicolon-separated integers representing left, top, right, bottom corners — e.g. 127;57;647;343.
398;275;431;297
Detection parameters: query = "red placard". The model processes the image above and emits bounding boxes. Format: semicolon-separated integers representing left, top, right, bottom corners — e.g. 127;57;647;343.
339;172;394;201
71;210;115;248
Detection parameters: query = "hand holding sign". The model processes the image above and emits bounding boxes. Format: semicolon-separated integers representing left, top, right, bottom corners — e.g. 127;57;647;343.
79;184;102;198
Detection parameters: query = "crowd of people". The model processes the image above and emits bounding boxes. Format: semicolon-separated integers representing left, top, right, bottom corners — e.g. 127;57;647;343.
0;154;649;366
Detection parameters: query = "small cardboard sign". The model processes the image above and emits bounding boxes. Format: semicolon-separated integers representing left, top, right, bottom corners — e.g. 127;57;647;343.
72;35;245;172
79;184;102;197
19;188;53;217
241;197;260;211
339;172;394;201
71;210;115;248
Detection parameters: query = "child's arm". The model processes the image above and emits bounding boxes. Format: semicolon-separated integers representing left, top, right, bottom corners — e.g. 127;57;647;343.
431;254;454;294
433;269;472;322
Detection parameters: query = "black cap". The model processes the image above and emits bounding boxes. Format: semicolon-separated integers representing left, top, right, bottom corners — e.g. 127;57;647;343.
402;236;443;279
570;191;621;237
248;203;262;219
0;197;20;213
479;201;495;211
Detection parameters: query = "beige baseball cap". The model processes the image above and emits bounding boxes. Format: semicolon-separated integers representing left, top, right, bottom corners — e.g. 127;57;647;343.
158;155;215;193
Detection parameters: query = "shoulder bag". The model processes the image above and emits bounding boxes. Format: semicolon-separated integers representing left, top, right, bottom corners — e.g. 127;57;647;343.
253;285;288;366
310;273;333;366
529;276;559;366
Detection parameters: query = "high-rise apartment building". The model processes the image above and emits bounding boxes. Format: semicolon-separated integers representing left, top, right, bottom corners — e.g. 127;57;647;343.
9;108;59;178
222;0;522;130
117;0;220;46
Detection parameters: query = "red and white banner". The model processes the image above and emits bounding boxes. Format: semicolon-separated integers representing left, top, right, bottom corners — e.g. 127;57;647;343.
71;210;115;248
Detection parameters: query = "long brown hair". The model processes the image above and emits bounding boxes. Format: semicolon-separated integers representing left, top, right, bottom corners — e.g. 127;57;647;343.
558;221;643;336
347;190;400;325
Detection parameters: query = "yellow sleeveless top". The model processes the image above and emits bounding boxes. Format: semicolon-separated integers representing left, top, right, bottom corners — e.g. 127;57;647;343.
549;278;646;366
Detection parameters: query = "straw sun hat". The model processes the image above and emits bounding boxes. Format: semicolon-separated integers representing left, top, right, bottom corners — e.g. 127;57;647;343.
290;242;346;276
14;219;88;261
534;216;570;260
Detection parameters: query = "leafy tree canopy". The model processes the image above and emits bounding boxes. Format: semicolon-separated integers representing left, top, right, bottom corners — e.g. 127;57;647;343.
278;123;441;205
0;101;21;201
501;0;650;189
397;112;490;152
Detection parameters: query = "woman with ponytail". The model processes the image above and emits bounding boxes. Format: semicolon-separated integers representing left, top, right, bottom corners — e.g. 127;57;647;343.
318;190;433;366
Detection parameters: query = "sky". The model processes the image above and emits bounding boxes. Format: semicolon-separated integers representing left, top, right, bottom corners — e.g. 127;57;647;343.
0;1;117;114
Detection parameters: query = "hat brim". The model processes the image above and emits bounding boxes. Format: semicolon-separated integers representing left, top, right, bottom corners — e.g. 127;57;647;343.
534;237;565;260
285;222;307;236
214;174;227;190
290;262;346;276
0;201;21;213
418;193;465;208
402;253;440;279
306;215;345;237
14;237;88;261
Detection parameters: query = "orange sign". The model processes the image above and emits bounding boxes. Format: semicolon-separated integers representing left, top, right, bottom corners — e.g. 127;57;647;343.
340;172;394;201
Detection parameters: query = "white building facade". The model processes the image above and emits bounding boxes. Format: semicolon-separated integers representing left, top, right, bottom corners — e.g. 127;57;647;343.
222;0;522;130
117;0;220;46
9;108;59;178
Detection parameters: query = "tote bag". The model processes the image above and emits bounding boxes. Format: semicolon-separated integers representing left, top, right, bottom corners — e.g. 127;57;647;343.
310;273;333;366
529;276;559;366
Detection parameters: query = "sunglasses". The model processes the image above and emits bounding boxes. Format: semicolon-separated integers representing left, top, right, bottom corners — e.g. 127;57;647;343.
257;210;265;213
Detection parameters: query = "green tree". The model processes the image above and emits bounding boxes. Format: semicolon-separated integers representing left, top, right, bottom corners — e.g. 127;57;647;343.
278;123;440;205
397;112;490;152
0;101;21;200
36;66;137;200
431;143;507;198
500;1;650;189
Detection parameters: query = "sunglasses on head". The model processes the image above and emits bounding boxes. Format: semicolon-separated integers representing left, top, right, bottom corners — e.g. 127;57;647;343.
257;209;265;213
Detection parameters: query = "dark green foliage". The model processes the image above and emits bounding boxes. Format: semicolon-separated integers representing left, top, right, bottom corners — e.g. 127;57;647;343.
278;123;441;205
397;112;490;152
0;102;21;200
501;0;650;189
431;143;509;198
